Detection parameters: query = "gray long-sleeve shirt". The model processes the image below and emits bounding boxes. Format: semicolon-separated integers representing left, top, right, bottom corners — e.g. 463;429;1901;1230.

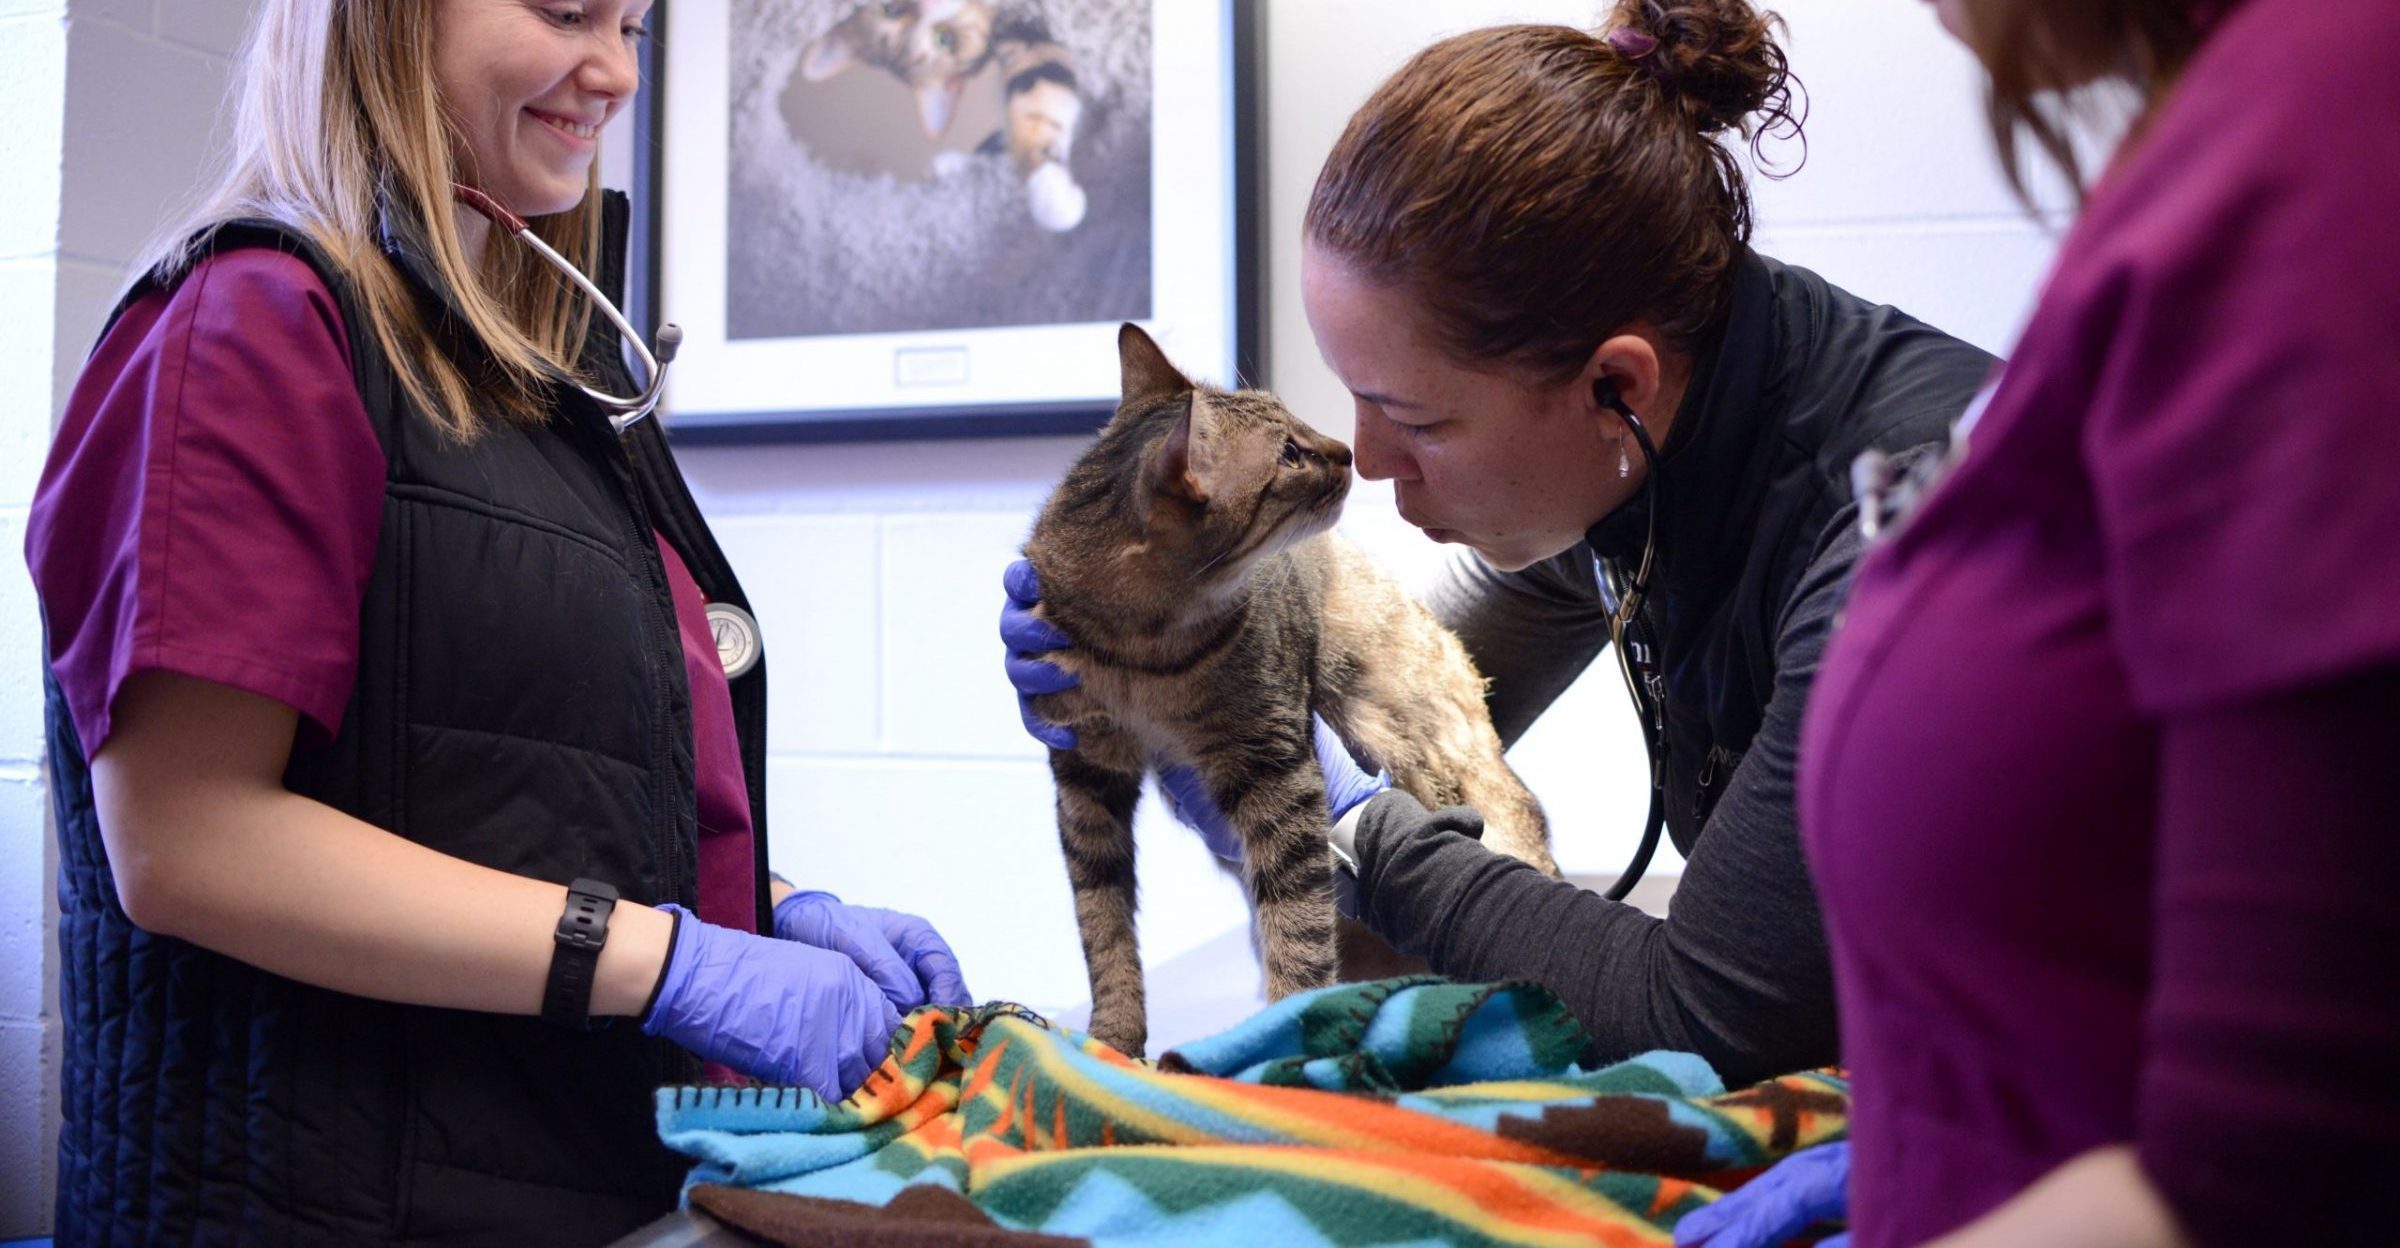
1340;253;1994;1088
1353;518;1860;1089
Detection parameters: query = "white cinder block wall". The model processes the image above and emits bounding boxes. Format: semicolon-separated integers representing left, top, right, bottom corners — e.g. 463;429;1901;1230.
2;1;2066;1234
5;0;252;1234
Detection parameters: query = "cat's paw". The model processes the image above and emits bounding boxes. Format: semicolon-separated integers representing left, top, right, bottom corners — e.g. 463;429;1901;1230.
1026;161;1087;232
931;149;973;179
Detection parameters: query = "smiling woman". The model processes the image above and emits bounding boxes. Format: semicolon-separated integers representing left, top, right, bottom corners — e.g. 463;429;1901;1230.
28;0;970;1242
431;0;648;232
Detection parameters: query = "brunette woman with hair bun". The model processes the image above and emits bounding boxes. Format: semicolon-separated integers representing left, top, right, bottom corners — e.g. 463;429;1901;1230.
1000;0;1993;1086
1294;1;1996;1087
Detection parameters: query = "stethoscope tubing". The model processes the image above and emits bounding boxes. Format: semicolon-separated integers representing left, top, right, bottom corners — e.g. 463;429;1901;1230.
1600;404;1667;903
452;184;680;433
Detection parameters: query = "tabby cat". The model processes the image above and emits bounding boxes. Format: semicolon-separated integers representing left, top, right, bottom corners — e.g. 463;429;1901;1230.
1023;325;1555;1058
801;1;1087;231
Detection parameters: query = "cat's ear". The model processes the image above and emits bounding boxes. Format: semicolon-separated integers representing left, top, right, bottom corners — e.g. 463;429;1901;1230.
1118;323;1193;409
916;77;968;137
1136;399;1210;517
800;31;857;81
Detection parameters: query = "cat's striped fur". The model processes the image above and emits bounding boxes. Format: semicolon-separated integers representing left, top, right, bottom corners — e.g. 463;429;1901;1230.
1024;325;1554;1058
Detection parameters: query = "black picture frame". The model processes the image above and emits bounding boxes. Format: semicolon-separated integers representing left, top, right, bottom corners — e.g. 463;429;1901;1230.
629;0;1263;445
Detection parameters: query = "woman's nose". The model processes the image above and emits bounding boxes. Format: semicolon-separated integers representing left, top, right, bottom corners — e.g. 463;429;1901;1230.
583;32;642;100
1350;407;1410;482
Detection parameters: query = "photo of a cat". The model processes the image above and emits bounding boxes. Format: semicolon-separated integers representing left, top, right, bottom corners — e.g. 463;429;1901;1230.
727;0;1154;341
644;0;1245;437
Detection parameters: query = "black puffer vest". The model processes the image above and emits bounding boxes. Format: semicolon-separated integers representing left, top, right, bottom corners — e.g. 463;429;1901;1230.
1586;252;1996;853
45;193;768;1245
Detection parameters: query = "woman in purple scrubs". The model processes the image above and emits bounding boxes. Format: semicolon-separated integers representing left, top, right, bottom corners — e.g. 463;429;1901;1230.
1680;1;2400;1246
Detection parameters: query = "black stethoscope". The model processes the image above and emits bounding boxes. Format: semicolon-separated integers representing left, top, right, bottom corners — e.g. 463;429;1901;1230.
1592;379;1669;902
454;184;682;433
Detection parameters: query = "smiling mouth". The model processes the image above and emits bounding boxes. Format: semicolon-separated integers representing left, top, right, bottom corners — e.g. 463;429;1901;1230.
530;110;600;140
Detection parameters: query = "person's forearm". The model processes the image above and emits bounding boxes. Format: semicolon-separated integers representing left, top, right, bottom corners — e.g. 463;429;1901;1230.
100;782;673;1018
1352;793;1677;1042
1926;1147;2188;1248
1354;792;1654;975
1354;790;1836;1084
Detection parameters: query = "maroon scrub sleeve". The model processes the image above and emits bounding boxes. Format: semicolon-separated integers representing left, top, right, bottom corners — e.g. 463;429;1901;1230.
29;250;387;752
2080;0;2400;715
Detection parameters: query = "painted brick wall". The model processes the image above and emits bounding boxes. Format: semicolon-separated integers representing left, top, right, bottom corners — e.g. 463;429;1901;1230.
2;0;2065;1231
2;0;248;1233
1;1;74;1233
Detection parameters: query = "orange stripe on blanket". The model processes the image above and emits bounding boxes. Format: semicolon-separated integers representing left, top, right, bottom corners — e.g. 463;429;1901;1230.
984;1145;1670;1247
1159;1076;1603;1167
897;1015;941;1064
1647;1177;1711;1219
958;1038;1010;1106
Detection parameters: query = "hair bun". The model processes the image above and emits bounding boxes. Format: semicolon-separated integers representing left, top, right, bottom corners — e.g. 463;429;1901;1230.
1608;0;1797;138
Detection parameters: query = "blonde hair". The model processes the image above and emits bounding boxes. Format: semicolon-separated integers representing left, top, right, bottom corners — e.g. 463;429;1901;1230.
140;0;601;438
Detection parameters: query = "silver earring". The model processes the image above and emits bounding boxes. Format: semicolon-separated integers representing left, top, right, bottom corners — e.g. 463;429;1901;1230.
1618;439;1631;478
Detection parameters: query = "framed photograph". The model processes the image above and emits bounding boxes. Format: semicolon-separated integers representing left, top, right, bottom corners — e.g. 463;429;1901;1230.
631;0;1262;442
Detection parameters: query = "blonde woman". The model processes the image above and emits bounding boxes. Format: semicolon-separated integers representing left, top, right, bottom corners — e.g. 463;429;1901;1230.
27;2;966;1242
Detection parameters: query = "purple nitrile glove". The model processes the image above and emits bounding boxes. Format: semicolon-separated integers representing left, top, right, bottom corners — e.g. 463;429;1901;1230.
773;890;973;1011
1000;559;1079;750
641;904;903;1102
1159;714;1392;863
1672;1141;1851;1248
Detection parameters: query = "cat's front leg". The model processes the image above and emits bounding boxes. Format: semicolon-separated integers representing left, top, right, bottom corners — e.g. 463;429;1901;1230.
1199;746;1340;1001
1049;731;1149;1057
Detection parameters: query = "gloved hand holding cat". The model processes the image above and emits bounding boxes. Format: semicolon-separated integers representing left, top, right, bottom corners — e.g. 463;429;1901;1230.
1004;559;1391;860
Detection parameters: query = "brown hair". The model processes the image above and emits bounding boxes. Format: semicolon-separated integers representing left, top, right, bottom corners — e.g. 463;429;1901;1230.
139;0;601;439
1960;1;2218;202
1304;0;1803;381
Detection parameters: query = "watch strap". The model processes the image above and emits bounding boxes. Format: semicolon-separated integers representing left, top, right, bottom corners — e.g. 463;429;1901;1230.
543;877;619;1030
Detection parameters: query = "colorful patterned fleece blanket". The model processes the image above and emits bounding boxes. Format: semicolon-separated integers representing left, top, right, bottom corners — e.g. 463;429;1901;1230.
655;977;1847;1247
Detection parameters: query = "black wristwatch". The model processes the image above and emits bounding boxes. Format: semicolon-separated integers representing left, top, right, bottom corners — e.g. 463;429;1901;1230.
542;878;619;1030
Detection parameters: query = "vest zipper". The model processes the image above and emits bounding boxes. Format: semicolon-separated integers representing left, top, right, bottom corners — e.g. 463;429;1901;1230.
578;411;694;912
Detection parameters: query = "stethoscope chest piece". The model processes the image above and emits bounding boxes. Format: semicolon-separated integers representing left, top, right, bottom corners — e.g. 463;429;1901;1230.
705;602;762;679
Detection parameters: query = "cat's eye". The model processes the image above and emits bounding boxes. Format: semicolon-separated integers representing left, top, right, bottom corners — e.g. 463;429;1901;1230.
1279;439;1310;468
880;1;911;18
935;27;959;53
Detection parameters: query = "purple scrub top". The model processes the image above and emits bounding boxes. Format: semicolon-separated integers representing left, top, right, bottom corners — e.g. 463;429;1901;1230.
1800;1;2400;1244
28;248;760;933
